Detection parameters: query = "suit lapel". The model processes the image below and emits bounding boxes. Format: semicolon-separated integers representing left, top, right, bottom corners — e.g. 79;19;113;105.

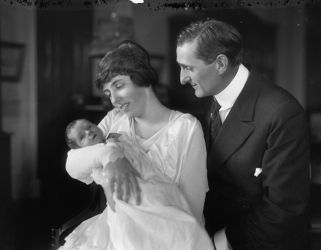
208;72;260;167
204;98;214;151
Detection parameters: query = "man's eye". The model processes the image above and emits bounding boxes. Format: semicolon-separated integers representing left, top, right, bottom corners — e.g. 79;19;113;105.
181;65;192;71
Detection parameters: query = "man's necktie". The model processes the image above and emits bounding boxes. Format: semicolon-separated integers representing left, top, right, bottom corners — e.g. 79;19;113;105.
209;98;222;149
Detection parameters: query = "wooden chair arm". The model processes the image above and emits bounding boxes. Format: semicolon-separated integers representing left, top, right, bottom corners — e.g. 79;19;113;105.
51;183;106;249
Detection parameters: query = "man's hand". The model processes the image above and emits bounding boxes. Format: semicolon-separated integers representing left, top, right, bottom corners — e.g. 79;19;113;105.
104;157;141;211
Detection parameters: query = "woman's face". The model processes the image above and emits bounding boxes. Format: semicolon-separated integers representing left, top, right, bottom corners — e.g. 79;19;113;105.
69;119;105;148
102;75;147;118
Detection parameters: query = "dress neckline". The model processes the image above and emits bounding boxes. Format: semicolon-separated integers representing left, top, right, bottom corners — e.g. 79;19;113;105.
129;110;176;144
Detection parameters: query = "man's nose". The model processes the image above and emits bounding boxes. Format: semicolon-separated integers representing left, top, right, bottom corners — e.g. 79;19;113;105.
180;71;191;85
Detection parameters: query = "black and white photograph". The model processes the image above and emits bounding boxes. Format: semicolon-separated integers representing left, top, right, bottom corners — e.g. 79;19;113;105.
1;0;321;249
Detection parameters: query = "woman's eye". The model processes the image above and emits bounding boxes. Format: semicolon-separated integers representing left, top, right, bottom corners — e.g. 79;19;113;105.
115;83;123;89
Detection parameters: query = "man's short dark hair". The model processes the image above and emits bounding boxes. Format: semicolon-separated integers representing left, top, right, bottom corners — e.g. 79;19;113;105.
177;18;243;66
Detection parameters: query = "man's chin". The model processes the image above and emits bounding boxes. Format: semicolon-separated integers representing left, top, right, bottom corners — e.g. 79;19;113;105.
194;90;204;98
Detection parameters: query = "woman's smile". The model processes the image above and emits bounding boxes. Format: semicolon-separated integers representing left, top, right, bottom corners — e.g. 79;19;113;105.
115;102;130;112
191;82;198;89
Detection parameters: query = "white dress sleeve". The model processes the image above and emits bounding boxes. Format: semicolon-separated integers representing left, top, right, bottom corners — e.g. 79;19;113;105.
97;109;114;135
66;142;126;186
65;144;104;184
175;116;208;224
97;108;128;136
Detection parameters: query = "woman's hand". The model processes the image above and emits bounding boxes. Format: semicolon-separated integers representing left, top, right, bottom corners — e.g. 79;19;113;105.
104;157;141;211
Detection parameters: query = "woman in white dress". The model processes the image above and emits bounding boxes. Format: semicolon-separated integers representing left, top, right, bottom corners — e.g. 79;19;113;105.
60;41;211;249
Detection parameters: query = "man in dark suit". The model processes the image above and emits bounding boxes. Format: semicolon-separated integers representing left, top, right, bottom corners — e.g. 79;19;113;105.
176;18;310;250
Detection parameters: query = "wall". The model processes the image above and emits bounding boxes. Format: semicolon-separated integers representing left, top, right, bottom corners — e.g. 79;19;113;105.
93;2;188;86
132;4;179;85
250;6;307;107
0;3;39;200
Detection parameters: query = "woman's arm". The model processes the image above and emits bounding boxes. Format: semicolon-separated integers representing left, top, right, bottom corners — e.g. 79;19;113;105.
98;111;141;207
177;117;208;224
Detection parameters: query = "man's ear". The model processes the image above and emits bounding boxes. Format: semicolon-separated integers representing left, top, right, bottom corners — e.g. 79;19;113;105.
215;54;228;74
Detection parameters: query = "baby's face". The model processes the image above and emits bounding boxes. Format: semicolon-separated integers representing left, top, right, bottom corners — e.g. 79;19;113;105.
69;119;105;148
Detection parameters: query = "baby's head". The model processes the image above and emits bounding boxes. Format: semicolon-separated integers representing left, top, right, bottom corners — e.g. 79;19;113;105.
65;119;105;149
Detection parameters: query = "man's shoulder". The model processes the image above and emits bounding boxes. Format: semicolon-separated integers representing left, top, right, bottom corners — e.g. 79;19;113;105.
247;71;297;103
260;82;303;110
244;71;303;110
247;82;305;124
240;72;305;121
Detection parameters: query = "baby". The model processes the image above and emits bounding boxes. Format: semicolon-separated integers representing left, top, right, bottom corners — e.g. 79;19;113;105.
65;118;107;149
60;118;214;250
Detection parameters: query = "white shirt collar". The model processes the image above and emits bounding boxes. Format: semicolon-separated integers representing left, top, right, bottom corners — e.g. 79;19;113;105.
214;64;249;110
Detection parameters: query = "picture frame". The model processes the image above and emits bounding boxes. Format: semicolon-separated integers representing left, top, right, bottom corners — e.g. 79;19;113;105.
0;41;26;82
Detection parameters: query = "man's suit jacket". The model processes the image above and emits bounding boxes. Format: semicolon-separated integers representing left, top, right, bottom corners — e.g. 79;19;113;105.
203;70;310;250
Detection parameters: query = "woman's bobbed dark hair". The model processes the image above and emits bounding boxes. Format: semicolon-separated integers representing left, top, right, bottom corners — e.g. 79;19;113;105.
95;40;158;90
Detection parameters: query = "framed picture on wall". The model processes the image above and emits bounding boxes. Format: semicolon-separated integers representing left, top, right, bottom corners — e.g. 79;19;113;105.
0;41;25;82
